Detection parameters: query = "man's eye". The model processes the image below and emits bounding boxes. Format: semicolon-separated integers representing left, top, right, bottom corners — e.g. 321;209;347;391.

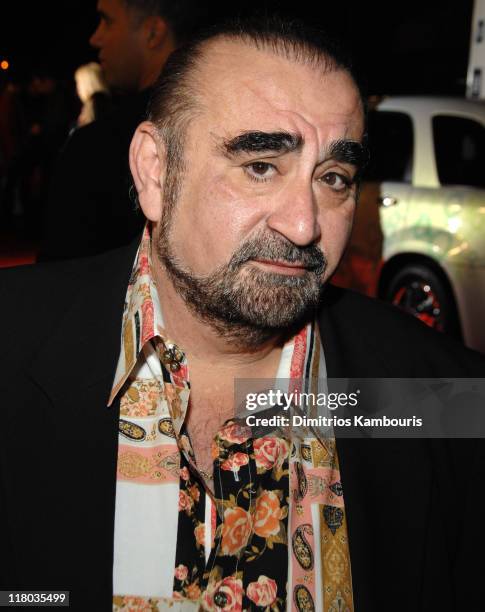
321;172;352;192
244;161;277;182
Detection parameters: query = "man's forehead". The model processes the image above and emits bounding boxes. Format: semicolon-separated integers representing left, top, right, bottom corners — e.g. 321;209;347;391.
199;38;315;86
197;39;364;143
97;0;124;15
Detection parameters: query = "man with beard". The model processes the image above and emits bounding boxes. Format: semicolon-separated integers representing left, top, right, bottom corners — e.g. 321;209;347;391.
1;17;485;612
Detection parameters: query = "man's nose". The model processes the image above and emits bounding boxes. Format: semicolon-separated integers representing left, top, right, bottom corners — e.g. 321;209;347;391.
89;24;102;48
266;180;321;247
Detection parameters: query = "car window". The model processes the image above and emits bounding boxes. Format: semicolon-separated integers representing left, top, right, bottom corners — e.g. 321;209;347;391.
433;115;485;188
364;111;414;183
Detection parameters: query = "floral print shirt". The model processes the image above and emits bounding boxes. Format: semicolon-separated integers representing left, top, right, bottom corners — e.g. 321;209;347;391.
110;226;354;611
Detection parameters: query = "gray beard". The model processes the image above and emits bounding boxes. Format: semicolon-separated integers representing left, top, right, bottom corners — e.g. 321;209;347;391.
156;227;327;349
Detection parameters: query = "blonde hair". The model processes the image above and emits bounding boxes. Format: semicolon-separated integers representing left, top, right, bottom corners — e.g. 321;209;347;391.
74;62;108;103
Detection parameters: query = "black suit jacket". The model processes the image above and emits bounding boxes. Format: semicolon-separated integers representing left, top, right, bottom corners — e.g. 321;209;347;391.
1;240;484;611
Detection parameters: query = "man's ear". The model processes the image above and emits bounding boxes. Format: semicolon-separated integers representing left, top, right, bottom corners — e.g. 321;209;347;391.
144;16;168;50
129;121;165;222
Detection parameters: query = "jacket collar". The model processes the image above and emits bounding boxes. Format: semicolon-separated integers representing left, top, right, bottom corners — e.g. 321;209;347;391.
318;285;393;378
27;237;141;409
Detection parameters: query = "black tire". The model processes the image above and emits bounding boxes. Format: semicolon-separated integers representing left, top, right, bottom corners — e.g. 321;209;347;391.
384;263;462;339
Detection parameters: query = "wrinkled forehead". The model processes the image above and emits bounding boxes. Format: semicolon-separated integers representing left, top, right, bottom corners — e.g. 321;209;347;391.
194;38;364;145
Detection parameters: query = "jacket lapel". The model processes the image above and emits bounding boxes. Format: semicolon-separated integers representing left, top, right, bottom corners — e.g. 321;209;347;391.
19;239;140;599
28;239;139;408
317;286;442;611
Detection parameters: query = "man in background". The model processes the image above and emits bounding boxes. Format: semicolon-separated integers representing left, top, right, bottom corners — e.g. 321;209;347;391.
40;0;200;259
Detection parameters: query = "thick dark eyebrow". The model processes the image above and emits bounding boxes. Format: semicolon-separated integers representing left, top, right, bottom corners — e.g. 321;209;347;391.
327;139;369;176
222;131;304;157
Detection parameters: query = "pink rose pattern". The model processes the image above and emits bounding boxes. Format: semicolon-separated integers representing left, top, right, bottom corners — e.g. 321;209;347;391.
178;490;194;513
254;437;290;473
203;577;244;611
173;419;290;610
174;564;188;581
220;452;250;473
247;575;278;607
218;422;252;444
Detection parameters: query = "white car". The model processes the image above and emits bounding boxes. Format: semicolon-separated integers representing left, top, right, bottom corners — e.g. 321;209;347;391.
334;96;485;354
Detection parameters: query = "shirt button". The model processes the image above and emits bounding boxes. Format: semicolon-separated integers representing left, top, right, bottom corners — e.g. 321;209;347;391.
173;348;184;362
213;590;228;608
161;344;185;370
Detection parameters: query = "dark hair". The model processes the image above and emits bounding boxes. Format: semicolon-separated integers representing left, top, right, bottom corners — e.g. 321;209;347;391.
146;16;362;214
124;0;201;43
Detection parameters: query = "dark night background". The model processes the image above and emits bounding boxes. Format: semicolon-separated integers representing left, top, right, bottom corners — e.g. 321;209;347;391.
0;1;475;96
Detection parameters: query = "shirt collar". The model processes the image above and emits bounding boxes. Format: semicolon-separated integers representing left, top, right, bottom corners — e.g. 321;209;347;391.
109;224;166;404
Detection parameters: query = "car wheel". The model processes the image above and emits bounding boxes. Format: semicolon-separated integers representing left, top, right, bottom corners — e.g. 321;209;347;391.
384;264;461;337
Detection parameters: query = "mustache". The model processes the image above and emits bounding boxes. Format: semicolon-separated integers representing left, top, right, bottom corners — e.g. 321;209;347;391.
227;232;327;276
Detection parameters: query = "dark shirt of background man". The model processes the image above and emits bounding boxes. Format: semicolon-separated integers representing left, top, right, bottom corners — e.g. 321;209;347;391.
41;90;150;258
39;0;203;261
